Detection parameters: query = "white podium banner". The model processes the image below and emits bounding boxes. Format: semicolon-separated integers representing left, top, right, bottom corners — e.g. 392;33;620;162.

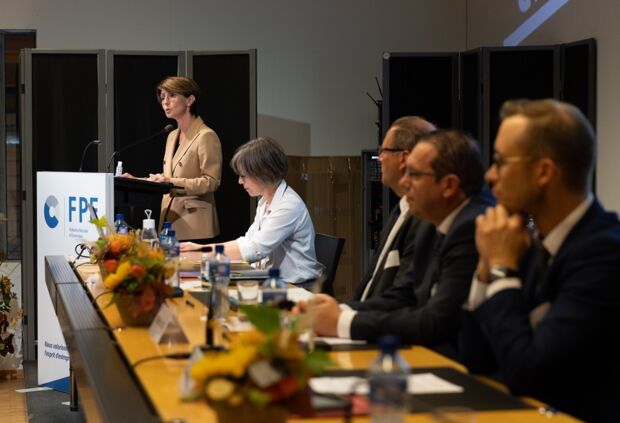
36;172;114;391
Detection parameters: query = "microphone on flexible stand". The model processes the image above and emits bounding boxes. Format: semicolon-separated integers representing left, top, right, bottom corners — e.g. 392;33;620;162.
78;140;101;172
106;124;174;173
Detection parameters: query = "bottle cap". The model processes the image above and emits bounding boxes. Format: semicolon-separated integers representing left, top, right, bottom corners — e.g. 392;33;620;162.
215;244;224;254
115;213;124;221
143;209;155;229
378;335;399;353
268;268;280;278
162;221;172;229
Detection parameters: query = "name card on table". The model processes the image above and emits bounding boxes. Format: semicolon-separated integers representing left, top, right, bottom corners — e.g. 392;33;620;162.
148;302;189;344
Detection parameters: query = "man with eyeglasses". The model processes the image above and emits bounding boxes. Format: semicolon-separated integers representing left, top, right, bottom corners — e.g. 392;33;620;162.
352;116;436;301
301;130;493;352
461;99;620;422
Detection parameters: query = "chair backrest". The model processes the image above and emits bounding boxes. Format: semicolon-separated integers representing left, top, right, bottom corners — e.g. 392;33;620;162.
314;233;345;296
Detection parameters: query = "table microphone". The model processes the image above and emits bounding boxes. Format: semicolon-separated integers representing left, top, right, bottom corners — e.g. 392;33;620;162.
106;124;174;172
78;140;101;172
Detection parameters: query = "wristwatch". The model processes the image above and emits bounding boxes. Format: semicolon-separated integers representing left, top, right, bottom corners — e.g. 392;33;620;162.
488;264;519;283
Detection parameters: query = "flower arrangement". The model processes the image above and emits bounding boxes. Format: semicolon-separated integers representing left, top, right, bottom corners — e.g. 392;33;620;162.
188;305;332;420
89;217;173;324
0;230;23;370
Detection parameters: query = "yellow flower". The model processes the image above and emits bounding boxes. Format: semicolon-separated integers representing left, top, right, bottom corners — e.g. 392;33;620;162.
191;343;260;382
205;378;236;401
103;261;132;290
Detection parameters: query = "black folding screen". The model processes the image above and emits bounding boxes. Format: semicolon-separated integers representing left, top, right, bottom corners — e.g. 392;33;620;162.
382;53;459;136
484;46;559;164
191;52;256;243
460;50;482;143
561;39;596;127
31;54;100;173
382;39;596;170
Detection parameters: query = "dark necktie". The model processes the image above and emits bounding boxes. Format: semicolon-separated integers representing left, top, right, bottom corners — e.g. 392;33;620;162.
420;232;445;305
533;237;552;302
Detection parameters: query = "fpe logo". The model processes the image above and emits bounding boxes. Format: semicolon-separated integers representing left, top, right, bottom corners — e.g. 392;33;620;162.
43;195;60;229
68;196;99;223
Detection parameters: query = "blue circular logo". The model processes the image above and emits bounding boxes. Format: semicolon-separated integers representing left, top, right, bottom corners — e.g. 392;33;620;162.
44;195;59;229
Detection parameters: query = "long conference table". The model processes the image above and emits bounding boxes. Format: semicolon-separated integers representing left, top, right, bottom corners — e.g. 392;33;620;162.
44;255;581;423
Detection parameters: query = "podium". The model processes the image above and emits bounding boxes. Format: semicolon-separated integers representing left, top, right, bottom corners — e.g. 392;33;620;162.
114;177;173;230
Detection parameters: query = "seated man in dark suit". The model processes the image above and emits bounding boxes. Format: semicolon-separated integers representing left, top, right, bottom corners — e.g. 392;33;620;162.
353;116;436;301
460;99;620;422
303;130;493;349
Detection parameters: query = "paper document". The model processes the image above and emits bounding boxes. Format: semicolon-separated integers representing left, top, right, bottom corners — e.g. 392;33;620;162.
310;372;463;395
230;269;269;279
181;280;203;289
408;373;464;394
298;332;367;346
286;287;314;302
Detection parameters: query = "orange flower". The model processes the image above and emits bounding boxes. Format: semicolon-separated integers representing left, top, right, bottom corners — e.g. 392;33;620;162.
130;264;147;279
109;239;124;256
103;259;118;273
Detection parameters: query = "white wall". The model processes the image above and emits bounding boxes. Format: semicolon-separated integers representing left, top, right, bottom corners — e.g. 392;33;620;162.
0;0;465;156
466;0;620;212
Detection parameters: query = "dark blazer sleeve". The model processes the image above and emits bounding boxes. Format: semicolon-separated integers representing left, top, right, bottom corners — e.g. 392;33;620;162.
349;205;482;345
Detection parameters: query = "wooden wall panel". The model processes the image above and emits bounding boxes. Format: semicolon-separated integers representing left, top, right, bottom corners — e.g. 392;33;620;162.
287;156;361;301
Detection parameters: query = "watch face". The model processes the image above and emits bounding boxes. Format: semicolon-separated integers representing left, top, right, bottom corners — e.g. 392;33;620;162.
489;265;518;282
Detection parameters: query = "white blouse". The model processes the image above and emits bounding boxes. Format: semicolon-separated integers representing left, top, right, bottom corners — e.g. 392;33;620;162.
236;180;323;284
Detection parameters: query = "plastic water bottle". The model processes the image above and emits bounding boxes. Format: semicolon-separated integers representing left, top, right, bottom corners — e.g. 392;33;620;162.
368;336;410;423
114;213;129;234
200;247;214;288
140;209;158;249
159;220;172;245
162;229;180;289
261;268;287;306
209;245;230;320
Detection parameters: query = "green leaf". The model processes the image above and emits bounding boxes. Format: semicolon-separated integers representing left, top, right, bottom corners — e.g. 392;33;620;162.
303;349;333;375
239;305;281;334
247;388;270;406
89;216;108;228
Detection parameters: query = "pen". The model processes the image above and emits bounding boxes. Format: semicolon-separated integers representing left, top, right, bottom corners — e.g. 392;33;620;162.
185;299;195;308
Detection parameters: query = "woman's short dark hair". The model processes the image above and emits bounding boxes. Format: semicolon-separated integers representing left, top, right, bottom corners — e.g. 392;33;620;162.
230;137;288;186
156;76;201;116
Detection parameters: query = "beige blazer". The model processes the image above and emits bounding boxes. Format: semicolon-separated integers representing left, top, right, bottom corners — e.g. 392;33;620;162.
160;117;222;240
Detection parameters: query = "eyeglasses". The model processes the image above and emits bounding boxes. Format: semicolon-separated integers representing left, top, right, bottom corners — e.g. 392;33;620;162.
378;146;405;156
492;152;534;169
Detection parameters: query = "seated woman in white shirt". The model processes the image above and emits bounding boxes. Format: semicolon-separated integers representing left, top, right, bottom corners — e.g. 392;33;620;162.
181;136;323;286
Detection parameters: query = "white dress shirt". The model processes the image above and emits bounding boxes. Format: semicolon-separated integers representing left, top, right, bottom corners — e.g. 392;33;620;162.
466;194;594;310
236;179;323;284
360;196;410;301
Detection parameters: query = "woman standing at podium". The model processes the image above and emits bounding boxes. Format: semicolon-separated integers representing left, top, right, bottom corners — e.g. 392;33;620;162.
146;76;222;242
181;137;323;285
